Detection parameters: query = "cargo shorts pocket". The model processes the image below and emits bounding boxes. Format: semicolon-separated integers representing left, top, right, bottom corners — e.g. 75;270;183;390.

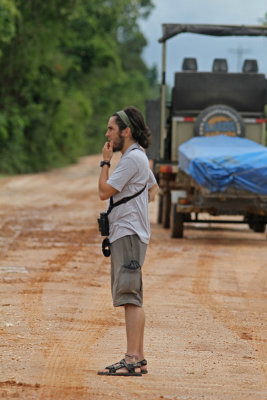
117;260;142;295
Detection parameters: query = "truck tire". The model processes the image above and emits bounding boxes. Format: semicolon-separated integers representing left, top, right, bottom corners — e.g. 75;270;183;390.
162;191;171;229
246;214;266;233
194;104;245;137
252;223;266;233
170;204;184;238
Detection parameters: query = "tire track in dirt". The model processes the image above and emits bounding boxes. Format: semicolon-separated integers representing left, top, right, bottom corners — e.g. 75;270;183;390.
0;208;34;257
37;279;109;398
245;264;267;377
19;231;114;399
38;246;155;399
192;249;267;380
21;245;81;332
1;161;114;398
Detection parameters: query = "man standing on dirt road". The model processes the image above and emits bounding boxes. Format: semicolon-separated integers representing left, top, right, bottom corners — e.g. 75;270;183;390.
97;106;158;376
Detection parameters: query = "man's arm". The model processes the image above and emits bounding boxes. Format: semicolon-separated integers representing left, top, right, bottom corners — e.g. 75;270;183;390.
98;141;118;200
148;183;159;203
98;165;118;200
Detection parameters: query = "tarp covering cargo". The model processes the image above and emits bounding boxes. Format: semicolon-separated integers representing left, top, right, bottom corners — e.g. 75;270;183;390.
179;135;267;194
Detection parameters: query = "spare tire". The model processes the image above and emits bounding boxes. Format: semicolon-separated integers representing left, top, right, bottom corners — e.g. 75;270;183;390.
194;104;245;137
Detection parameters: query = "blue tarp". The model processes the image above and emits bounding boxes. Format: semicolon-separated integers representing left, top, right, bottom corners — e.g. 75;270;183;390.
179;135;267;194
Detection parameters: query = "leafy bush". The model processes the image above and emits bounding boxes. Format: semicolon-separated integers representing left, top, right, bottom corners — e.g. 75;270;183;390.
0;0;156;174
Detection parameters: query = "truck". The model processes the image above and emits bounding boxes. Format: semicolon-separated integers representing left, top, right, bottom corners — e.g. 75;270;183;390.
146;23;267;238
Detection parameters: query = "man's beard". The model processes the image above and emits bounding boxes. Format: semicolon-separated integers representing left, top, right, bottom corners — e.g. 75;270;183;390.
113;132;124;152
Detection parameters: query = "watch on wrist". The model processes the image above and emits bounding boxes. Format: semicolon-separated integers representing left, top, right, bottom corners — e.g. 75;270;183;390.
100;160;110;168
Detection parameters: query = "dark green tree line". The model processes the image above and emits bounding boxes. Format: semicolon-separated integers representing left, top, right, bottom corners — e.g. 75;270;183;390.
0;0;157;173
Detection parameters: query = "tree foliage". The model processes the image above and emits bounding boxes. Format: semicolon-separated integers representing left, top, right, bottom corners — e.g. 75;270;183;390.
0;0;156;173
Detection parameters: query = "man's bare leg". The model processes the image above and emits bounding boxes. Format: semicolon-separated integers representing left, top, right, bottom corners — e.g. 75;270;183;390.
98;304;146;374
124;304;146;372
137;306;147;373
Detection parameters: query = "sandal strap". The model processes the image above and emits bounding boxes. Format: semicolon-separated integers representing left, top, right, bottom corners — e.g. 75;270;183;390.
105;359;141;374
105;360;124;373
121;359;141;373
125;354;147;366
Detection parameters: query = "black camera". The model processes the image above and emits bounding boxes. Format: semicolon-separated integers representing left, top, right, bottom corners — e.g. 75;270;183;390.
97;212;109;236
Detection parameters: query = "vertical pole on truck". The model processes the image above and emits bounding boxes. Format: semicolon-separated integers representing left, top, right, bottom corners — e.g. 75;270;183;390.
160;40;166;158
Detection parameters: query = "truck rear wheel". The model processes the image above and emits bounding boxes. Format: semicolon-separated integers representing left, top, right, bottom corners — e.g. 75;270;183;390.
162;191;171;229
157;193;163;224
252;223;266;233
246;214;266;233
170;204;184;238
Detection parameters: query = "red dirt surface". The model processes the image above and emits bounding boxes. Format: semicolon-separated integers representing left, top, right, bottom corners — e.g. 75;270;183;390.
0;154;266;400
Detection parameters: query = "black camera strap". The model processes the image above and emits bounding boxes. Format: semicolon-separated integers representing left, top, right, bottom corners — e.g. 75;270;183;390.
107;184;146;216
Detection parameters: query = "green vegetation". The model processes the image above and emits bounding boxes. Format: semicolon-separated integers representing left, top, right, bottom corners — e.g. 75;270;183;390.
0;0;157;173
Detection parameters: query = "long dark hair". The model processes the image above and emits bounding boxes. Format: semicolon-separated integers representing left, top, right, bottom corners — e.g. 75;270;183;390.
113;106;152;149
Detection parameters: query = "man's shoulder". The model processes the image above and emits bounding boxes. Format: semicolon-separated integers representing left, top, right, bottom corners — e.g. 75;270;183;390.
125;146;148;164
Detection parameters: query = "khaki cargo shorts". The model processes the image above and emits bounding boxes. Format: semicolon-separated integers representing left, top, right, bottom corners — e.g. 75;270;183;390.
110;235;147;307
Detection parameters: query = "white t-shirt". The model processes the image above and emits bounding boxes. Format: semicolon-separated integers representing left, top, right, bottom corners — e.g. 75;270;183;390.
107;143;157;244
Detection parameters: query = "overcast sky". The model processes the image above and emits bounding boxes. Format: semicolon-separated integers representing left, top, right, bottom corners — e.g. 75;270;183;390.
139;0;267;84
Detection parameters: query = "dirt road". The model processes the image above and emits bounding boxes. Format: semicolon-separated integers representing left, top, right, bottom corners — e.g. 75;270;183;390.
0;154;266;400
